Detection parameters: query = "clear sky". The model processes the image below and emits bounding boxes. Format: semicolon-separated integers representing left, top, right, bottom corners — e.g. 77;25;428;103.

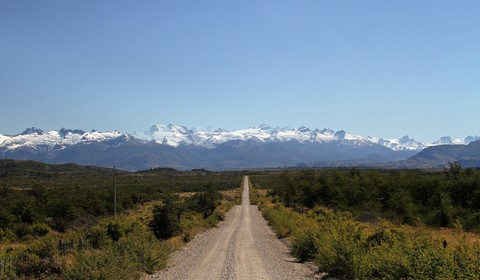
1;1;479;143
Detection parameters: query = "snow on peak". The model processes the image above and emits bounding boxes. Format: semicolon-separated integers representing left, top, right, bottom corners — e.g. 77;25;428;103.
0;128;128;151
368;135;426;151
19;127;44;136
134;124;375;148
2;124;478;153
431;136;467;145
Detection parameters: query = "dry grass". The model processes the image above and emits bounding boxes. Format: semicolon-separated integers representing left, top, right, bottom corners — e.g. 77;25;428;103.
361;219;480;249
124;200;158;226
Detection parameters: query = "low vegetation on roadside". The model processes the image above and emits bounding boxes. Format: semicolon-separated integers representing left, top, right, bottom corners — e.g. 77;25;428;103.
0;161;241;279
250;165;480;279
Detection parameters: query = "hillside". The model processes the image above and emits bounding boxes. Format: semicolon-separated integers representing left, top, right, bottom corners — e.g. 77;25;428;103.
407;140;480;167
0;158;114;176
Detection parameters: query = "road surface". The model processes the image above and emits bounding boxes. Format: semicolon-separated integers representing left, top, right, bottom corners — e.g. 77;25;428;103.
145;176;318;280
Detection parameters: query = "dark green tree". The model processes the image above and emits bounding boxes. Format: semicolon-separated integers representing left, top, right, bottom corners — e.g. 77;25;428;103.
0;207;14;228
188;186;222;217
150;195;182;239
439;192;455;227
445;161;462;180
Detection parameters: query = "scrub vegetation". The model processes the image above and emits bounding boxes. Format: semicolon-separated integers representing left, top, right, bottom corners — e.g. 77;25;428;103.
3;158;480;279
0;159;242;279
250;164;480;279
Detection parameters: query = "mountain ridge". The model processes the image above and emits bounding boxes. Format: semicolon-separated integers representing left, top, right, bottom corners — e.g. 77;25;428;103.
2;124;478;152
1;124;479;171
132;124;480;151
407;140;480;168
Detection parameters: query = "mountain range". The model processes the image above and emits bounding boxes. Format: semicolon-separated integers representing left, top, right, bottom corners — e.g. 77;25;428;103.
1;124;479;170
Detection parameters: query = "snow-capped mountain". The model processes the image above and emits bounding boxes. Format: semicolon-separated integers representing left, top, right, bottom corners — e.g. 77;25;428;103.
0;127;129;152
368;135;427;151
134;124;384;149
2;125;477;153
1;125;479;170
134;124;478;152
431;135;480;145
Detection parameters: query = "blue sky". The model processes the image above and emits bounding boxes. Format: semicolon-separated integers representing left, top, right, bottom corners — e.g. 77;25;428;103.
1;1;479;142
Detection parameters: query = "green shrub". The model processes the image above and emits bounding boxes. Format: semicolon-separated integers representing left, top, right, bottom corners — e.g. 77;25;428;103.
0;227;16;242
66;218;169;279
150;196;182;240
291;228;320;262
13;237;65;279
262;204;298;238
312;221;364;279
0;207;14;228
87;223;114;249
205;211;225;227
453;238;480;278
106;221;124;242
32;223;50;236
13;223;33;239
259;200;480;279
188;188;223;217
180;211;205;242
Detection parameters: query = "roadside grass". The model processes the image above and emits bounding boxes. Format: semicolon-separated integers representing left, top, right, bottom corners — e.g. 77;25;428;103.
71;186;239;279
0;163;244;279
255;194;480;280
1;186;241;280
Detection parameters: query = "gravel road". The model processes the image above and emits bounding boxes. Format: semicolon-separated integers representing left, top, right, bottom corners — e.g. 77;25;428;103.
144;176;318;280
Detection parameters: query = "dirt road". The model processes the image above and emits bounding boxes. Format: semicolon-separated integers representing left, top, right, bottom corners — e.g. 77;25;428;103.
145;176;317;280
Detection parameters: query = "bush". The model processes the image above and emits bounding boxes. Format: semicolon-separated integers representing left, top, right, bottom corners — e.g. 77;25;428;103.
260;201;480;279
262;204;298;238
291;228;320;262
312;219;364;279
106;221;124;242
150;196;182;240
13;223;33;239
66;218;169;279
13;238;65;279
0;207;14;228
453;238;480;278
180;211;205;242
205;211;225;227
32;223;50;236
87;223;114;249
0;227;16;242
188;188;223;217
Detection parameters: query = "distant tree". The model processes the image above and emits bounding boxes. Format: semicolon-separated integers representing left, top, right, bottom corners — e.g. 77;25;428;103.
445;161;462;180
188;186;222;217
388;188;416;224
0;185;9;198
0;207;14;228
150;195;182;239
439;192;455;227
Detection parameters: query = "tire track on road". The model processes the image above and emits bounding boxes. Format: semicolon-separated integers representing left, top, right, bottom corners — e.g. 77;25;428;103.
145;176;317;280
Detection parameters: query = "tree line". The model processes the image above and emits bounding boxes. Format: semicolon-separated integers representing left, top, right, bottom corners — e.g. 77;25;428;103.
0;165;242;242
252;163;480;231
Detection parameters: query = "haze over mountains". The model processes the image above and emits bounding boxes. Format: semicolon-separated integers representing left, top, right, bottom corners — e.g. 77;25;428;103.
1;124;479;170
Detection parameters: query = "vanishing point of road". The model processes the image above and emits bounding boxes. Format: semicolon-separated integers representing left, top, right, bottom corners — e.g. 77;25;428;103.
145;176;318;280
